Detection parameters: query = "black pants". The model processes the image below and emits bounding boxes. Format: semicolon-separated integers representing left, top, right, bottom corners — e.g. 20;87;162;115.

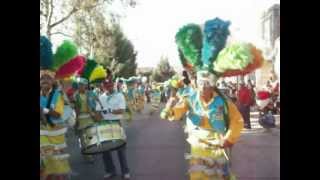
102;145;130;175
239;104;251;128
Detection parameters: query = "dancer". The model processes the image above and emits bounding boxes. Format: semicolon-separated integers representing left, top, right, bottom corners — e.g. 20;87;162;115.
149;82;162;115
161;17;264;180
40;37;79;180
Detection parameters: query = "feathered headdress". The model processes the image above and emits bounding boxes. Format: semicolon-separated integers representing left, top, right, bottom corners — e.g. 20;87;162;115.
40;36;55;78
80;59;108;83
164;75;184;89
52;40;78;71
40;36;53;70
125;76;138;85
175;17;264;81
55;55;86;79
40;36;82;79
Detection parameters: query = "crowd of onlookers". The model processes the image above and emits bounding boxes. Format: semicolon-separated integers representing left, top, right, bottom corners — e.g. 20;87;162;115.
216;77;280;129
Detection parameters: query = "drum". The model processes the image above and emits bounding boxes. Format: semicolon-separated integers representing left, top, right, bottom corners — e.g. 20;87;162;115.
79;121;126;155
77;113;95;130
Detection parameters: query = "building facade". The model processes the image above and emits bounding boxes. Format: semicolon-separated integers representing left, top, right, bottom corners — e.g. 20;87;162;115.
261;4;280;49
255;3;280;89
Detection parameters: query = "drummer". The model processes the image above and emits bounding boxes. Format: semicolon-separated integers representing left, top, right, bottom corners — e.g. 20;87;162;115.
95;76;131;180
74;77;97;163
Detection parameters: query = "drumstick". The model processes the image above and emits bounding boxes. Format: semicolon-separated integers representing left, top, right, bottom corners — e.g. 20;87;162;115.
199;138;230;161
94;96;105;110
223;149;229;161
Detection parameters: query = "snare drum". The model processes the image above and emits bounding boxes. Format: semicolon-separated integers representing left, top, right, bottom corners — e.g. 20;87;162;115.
79;120;126;154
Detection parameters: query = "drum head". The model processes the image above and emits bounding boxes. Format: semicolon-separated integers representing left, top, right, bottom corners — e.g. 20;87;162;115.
81;140;126;155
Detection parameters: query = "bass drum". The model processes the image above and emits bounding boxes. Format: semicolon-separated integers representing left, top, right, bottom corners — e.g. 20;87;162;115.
79;121;126;155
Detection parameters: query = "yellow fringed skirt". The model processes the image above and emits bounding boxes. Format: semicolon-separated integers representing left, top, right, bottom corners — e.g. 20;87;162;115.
40;125;71;177
186;131;236;180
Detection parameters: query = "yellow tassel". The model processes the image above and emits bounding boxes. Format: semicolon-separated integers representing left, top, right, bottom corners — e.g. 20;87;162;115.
89;65;107;82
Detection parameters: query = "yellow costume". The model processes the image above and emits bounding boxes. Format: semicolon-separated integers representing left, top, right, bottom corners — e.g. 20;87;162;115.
41;36;83;179
40;89;71;177
135;83;145;112
162;91;243;180
149;83;164;115
162;17;263;179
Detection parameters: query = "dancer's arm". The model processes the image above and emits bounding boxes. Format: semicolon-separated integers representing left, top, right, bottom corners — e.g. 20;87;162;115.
223;101;244;145
161;96;188;121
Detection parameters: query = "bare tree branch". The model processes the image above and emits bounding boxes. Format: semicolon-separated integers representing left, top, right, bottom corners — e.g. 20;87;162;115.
48;0;54;24
40;10;47;18
45;0;50;20
50;31;73;38
50;2;103;29
50;7;78;29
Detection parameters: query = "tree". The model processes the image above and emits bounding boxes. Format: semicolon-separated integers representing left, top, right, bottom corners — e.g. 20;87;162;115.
151;56;176;82
40;0;136;40
110;25;137;78
72;0;138;71
40;0;105;40
74;22;137;78
73;6;115;61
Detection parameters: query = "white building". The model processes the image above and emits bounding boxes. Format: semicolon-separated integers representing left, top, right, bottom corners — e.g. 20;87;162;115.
255;4;280;89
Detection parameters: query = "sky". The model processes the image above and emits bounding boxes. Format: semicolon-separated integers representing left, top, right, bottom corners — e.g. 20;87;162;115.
119;0;280;70
47;0;280;71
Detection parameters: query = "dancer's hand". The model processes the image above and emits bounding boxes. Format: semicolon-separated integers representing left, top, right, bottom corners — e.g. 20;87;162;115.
222;139;233;148
166;97;179;109
94;112;102;122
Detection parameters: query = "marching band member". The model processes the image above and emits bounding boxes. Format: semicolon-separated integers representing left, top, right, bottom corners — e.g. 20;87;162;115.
94;76;131;179
73;77;97;163
123;77;138;119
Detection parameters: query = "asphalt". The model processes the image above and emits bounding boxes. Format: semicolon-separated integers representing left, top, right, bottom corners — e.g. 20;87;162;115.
66;104;280;180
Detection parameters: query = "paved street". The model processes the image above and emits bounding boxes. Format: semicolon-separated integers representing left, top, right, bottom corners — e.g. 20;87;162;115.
67;104;280;180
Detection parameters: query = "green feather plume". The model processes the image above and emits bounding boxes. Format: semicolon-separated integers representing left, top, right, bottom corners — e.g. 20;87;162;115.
175;24;203;70
52;40;78;70
81;59;98;80
213;42;253;73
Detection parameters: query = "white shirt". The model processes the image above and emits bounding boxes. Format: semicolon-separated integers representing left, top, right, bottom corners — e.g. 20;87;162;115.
96;91;126;120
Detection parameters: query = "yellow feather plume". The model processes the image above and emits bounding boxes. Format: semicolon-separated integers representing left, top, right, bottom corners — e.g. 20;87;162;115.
89;65;107;82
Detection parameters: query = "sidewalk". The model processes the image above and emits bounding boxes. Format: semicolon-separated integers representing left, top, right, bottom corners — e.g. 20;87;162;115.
231;112;280;180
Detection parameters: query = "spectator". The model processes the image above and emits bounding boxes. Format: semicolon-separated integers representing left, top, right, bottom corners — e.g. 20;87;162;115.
145;83;151;103
247;82;256;106
228;82;237;103
237;82;253;129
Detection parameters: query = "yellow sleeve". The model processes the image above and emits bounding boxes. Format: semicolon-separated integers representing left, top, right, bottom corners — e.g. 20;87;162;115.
161;98;189;121
54;95;64;116
224;101;244;144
